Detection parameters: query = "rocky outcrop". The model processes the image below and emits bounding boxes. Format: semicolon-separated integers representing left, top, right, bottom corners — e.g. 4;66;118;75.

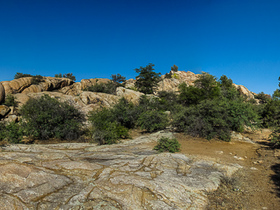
233;84;255;99
14;91;120;117
80;78;111;90
0;83;5;104
116;87;144;104
2;77;73;95
156;71;199;93
0;131;240;209
0;105;10;118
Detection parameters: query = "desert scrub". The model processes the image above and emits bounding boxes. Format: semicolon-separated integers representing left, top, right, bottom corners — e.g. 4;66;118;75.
154;137;181;153
20;94;85;140
3;94;18;108
137;110;169;132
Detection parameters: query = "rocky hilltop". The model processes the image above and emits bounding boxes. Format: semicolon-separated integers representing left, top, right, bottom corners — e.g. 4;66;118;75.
0;71;274;209
0;71;255;122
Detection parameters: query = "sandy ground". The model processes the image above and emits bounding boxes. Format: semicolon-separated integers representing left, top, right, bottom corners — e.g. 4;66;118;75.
173;129;280;210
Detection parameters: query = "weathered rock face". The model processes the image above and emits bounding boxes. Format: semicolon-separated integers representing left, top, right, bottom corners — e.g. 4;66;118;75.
14;91;120;117
156;71;200;93
81;78;111;90
0;83;5;104
2;77;73;94
0;131;240;209
233;84;255;99
116;87;144;104
0;105;10;118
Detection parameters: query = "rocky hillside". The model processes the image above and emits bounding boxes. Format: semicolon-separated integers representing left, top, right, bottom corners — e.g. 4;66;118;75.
0;71;255;123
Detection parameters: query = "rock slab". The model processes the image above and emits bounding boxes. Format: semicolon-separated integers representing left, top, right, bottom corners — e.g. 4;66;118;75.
0;132;240;209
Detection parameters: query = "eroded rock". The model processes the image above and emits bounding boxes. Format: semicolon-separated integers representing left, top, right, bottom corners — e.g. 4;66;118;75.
0;83;5;104
0;105;10;118
0;131;240;209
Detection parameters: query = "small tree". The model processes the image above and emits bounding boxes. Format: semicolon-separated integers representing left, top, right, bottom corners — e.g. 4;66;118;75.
111;74;126;83
63;73;76;81
55;73;76;81
171;64;178;72
55;73;62;78
135;63;161;94
20;94;85;140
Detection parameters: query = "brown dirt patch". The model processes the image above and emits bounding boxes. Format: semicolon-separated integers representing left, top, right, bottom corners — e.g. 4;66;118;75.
172;129;280;209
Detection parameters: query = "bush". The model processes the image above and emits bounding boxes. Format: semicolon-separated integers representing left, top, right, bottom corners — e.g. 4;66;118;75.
20;94;85;140
154;137;181;153
55;73;76;81
14;73;44;85
88;107;129;144
84;81;118;94
3;94;18;107
111;98;139;129
0;122;24;143
137;110;169;132
172;98;259;141
14;72;33;79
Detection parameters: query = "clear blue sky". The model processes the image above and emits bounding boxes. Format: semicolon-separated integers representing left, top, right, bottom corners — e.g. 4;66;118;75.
0;0;280;95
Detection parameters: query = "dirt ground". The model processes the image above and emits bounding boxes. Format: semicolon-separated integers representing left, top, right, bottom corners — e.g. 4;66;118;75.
173;129;280;210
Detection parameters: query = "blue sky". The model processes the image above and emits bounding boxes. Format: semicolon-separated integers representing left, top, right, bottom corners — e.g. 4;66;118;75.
0;0;280;95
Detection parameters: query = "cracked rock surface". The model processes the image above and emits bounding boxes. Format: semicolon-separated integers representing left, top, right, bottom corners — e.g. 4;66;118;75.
0;131;240;209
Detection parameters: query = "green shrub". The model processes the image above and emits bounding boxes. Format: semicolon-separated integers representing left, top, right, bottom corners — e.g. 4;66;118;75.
84;81;118;94
154;137;181;153
14;73;44;85
55;73;76;81
14;72;33;79
178;83;205;106
111;98;139;129
31;75;44;85
261;99;280;127
0;122;24;143
172;98;259;141
20;94;85;140
137;110;169;132
88;107;130;144
3;94;18;107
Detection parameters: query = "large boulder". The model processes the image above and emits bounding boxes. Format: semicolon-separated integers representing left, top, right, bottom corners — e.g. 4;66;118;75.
14;91;120;117
0;105;10;118
1;77;33;94
80;78;111;90
0;83;5;104
233;84;255;99
156;71;200;93
2;77;73;94
116;87;144;104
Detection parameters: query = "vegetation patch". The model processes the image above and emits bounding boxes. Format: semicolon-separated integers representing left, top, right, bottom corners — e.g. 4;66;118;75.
154;137;181;153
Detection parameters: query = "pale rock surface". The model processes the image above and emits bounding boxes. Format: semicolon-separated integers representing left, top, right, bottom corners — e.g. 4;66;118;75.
156;71;200;93
0;131;240;209
3;114;18;123
125;78;136;89
0;105;10;118
1;77;33;94
0;83;5;104
233;84;255;99
80;78;111;90
116;87;144;104
2;77;72;94
231;131;255;144
14;91;120;116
